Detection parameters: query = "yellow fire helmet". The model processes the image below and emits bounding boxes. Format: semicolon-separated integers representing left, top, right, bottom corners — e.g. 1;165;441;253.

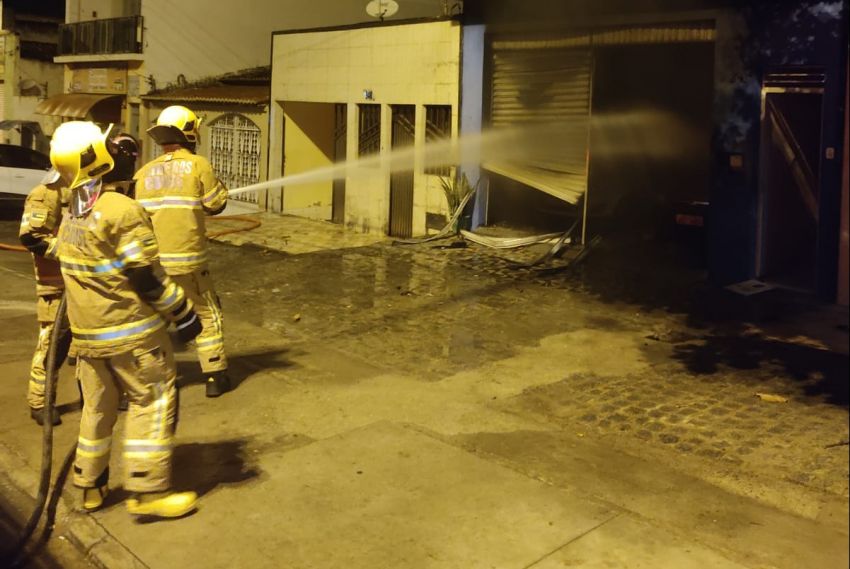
147;105;202;146
49;121;114;189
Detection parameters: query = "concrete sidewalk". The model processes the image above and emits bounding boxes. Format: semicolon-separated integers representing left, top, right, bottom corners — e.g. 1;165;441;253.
0;213;848;568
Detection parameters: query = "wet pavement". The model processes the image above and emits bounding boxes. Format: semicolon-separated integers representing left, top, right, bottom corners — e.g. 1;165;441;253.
0;209;848;568
210;214;850;503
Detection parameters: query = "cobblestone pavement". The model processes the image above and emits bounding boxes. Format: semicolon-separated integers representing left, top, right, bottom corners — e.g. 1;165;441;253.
1;208;847;519
208;221;849;504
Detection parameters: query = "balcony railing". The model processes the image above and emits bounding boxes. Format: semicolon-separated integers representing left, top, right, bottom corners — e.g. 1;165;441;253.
57;16;143;57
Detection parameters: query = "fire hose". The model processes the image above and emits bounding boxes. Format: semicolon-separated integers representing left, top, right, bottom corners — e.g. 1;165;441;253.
1;215;262;254
1;295;76;567
0;242;27;252
0;213;259;562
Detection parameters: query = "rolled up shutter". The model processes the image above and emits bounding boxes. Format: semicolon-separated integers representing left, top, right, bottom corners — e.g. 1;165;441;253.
484;22;715;205
485;36;592;204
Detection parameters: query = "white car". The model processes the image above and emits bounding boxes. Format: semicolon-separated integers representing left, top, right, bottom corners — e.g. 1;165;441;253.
0;144;52;203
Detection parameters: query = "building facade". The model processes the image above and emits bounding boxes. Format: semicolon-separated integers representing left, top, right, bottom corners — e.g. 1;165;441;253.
41;0;444;144
0;1;64;150
141;68;270;209
269;19;461;236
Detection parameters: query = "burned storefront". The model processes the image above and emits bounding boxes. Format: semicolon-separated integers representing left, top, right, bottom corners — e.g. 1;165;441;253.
462;0;848;303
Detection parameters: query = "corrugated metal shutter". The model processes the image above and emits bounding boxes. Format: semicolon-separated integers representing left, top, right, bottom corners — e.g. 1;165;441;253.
484;22;715;205
486;38;592;204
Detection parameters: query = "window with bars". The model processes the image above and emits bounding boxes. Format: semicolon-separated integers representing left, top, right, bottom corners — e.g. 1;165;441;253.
208;113;262;204
425;105;452;176
358;104;381;158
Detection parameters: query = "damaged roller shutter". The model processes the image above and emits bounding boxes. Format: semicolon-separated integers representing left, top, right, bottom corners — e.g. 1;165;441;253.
486;35;593;205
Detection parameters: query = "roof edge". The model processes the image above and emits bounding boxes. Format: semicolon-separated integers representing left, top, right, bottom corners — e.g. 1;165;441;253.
271;16;460;37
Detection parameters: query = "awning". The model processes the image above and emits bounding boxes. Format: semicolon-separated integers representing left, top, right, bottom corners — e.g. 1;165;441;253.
35;93;122;118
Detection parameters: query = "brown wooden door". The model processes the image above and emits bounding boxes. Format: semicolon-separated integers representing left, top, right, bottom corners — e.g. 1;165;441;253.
332;103;347;224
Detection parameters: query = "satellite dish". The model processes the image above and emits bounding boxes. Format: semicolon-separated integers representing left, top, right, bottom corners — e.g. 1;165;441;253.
366;0;399;20
18;79;43;97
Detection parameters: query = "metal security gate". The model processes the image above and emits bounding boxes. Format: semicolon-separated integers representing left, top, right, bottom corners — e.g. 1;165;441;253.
209;113;261;203
332;103;347;224
487;37;593;205
389;105;416;238
0;38;4;123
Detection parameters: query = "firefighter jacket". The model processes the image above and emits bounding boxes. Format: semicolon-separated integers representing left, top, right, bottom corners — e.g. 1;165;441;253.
133;148;228;275
19;181;68;297
56;190;194;358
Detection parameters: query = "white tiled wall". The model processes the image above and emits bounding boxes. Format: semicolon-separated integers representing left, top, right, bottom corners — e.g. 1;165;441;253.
271;20;461;235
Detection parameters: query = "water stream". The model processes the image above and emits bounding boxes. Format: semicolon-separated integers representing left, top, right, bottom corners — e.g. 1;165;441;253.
227;110;700;200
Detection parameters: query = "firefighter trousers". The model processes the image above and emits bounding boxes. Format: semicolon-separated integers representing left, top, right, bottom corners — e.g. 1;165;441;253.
28;294;71;409
74;329;178;494
171;269;227;374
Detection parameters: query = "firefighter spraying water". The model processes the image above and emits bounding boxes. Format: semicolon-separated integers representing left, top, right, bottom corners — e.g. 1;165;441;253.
135;105;232;397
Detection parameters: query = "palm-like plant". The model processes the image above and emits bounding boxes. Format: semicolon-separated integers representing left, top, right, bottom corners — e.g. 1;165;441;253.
439;172;475;222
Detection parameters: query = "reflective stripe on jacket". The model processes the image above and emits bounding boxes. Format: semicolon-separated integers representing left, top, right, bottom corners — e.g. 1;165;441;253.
56;192;169;357
133;148;228;275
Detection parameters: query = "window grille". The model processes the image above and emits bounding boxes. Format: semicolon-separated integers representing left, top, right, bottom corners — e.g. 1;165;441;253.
425;105;452;176
358;104;381;157
209;113;262;204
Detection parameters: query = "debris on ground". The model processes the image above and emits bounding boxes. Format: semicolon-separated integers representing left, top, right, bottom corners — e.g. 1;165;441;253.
646;325;675;342
755;392;789;403
725;279;777;296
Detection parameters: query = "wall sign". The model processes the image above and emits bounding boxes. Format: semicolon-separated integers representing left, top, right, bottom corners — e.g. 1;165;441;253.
70;67;128;94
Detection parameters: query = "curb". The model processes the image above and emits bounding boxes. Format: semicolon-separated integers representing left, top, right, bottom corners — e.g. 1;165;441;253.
64;512;148;569
0;439;147;569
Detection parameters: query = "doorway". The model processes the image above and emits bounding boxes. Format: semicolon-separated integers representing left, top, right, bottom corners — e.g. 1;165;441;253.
589;42;714;239
757;88;824;291
281;101;335;218
389;105;415;238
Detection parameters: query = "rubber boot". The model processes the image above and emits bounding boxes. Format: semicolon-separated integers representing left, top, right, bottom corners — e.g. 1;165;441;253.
30;406;61;426
82;485;109;512
80;468;109;512
126;491;198;518
205;371;231;398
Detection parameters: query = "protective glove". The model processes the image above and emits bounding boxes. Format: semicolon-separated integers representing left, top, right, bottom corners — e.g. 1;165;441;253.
175;310;202;343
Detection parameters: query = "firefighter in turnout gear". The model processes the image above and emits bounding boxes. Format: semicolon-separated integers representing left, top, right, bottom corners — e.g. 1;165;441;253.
52;121;201;518
135;105;231;397
18;169;72;426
